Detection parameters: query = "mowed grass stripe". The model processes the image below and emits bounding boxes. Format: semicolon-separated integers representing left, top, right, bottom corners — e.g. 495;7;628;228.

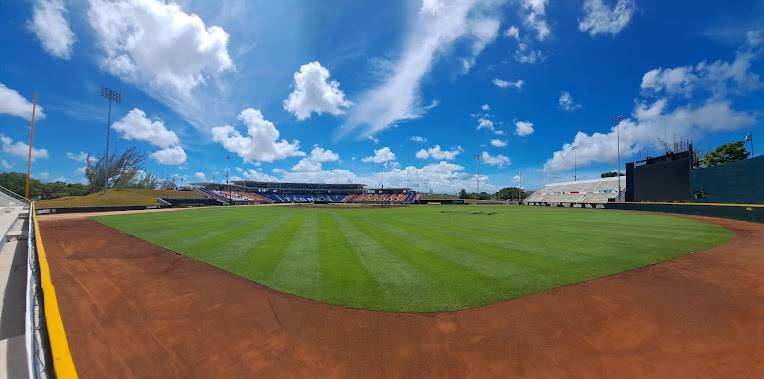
225;212;307;280
343;211;506;311
316;212;385;308
330;212;448;311
95;205;733;312
267;211;321;296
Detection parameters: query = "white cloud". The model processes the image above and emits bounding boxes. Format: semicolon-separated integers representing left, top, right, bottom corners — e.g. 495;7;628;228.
113;108;180;148
0;83;45;121
520;0;550;41
578;0;635;37
513;42;545;64
460;17;501;72
409;135;428;143
559;91;582;111
1;160;12;170
490;138;507;147
194;172;206;181
111;108;186;165
66;151;97;175
240;168;278;182
477;117;505;135
544;99;756;171
211;108;304;163
87;0;233;125
493;78;524;89
504;25;520;40
481;104;490;111
28;0;76;59
515;120;535;136
291;146;340;172
481;151;510;167
283;61;352;120
748;30;763;48
343;0;503;137
150;146;187;165
362;146;396;164
415;145;463;160
1;134;49;161
641;48;762;98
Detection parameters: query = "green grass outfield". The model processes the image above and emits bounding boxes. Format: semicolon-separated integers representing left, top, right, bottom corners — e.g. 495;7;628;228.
94;205;733;312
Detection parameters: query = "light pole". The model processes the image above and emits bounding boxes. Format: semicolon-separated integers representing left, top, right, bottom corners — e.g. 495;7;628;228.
572;145;579;182
225;155;231;204
101;87;122;193
474;154;481;195
611;115;625;198
24;93;38;200
746;132;754;157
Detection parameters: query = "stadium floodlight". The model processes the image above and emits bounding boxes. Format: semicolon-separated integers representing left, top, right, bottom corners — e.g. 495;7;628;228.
101;87;122;193
611;115;625;199
572;145;579;182
473;154;482;194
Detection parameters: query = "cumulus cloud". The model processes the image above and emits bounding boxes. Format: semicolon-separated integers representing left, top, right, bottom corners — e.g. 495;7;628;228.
513;42;545;64
211;108;304;163
343;0;503;137
292;146;340;172
415;145;463;160
520;0;550;41
504;25;520;40
1;160;11;170
113;108;180;148
578;0;636;37
481;151;510;167
481;104;490;111
409;135;428;143
1;134;49;161
362;146;396;164
283;61;352;120
27;0;76;59
150;146;187;165
515;120;535;136
490;138;507;147
641;46;762;99
559;91;582;111
112;108;187;165
87;0;233;125
194;172;206;181
477;117;504;135
0;83;45;121
544;99;756;171
493;78;524;89
66;151;96;175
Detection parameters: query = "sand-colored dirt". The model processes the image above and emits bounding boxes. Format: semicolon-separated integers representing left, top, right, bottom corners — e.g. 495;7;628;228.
38;216;764;378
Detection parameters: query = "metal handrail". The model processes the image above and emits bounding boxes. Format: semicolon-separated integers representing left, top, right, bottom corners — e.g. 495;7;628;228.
0;184;28;204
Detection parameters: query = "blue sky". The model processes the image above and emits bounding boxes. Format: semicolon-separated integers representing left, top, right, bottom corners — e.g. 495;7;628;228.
1;0;762;193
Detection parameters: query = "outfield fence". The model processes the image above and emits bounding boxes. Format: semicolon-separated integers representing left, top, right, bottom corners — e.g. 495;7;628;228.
605;202;764;223
25;204;78;378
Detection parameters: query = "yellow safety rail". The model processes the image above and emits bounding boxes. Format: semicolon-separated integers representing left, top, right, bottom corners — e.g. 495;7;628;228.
32;205;78;378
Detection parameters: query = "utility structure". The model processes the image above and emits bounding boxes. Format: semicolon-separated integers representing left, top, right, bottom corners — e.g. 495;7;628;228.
572;145;579;182
225;155;232;204
474;154;482;195
24;93;39;200
611;115;625;199
100;87;122;193
746;132;754;157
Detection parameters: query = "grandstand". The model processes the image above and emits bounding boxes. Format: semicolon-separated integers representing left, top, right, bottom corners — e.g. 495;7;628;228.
524;176;623;207
192;181;418;204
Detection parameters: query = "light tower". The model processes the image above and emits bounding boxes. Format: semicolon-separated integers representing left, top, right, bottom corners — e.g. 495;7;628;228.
100;87;122;192
473;154;482;195
611;115;625;198
572;145;579;182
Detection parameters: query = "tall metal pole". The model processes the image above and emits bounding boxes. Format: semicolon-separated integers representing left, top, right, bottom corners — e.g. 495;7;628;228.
612;115;624;198
101;87;122;193
24;93;38;200
474;154;481;194
572;145;579;182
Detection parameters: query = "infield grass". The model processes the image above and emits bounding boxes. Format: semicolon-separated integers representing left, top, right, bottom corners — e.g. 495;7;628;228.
94;205;733;312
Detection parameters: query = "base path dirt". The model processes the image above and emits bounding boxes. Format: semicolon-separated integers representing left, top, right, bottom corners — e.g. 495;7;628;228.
38;216;764;378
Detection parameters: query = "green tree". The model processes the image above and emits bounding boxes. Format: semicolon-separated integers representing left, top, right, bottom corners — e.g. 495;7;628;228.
0;172;89;199
495;187;525;200
701;141;750;167
600;171;624;178
458;188;469;199
86;147;159;192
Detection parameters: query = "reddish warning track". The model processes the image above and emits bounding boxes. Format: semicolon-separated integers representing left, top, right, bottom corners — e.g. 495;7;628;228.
39;216;764;378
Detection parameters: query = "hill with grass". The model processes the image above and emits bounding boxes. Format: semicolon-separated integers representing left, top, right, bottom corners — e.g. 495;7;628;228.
37;188;202;209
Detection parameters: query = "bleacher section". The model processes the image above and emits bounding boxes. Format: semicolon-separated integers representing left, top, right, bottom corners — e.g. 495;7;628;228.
193;182;417;205
524;177;623;206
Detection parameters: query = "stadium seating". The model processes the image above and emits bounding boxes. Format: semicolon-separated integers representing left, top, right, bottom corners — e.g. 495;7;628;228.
524;177;623;206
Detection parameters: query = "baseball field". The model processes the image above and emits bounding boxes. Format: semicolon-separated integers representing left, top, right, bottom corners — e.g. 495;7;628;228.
94;205;733;311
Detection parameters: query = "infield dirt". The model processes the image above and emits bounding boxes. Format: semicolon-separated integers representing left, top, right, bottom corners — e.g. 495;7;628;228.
39;215;764;378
